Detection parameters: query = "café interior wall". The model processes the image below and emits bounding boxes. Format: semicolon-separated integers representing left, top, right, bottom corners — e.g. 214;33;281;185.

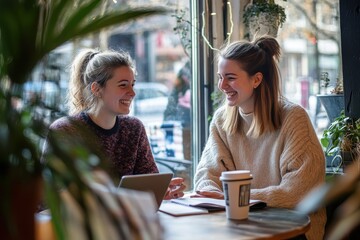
340;0;360;119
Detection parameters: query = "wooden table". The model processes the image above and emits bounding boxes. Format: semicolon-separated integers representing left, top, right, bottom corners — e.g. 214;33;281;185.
158;207;310;240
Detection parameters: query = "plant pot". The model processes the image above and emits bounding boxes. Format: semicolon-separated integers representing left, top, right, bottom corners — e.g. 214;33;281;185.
327;151;357;173
248;12;280;40
0;176;43;240
340;150;356;172
326;154;342;171
317;94;344;122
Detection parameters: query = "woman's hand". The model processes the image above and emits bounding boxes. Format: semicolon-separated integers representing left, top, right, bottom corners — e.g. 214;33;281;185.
164;177;186;200
190;190;224;199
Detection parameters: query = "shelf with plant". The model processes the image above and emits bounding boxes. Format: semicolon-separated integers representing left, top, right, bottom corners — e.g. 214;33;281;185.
0;1;165;239
317;72;345;123
320;110;360;171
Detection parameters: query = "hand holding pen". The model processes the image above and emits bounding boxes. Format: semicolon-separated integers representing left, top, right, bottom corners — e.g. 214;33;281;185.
164;177;186;200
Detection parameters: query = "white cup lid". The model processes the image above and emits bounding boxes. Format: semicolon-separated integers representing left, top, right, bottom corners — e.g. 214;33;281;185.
219;170;252;181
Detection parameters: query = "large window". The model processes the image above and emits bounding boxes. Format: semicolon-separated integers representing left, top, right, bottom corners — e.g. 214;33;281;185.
25;0;194;190
192;0;341;141
192;0;341;177
278;0;341;133
26;0;341;192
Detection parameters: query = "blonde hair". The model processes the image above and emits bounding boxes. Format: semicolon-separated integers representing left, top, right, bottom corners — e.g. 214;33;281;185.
218;36;282;137
67;49;135;115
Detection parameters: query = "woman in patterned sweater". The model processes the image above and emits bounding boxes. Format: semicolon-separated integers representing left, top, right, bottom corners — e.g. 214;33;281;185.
43;49;185;199
193;36;326;240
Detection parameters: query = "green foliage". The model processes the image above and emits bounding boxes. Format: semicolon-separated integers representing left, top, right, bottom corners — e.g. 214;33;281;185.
0;0;166;177
243;1;287;28
208;89;224;123
0;0;166;85
172;8;192;57
321;110;360;156
0;91;43;177
0;0;166;238
211;89;224;111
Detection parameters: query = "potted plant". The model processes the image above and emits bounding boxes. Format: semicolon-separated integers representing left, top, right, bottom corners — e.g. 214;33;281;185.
317;72;345;123
243;0;287;40
300;111;360;240
297;156;360;239
320;110;360;171
0;1;165;239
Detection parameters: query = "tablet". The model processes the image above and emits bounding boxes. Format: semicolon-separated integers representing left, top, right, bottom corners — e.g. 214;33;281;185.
118;173;173;209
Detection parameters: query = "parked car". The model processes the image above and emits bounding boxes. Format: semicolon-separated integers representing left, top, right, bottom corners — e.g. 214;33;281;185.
131;82;169;116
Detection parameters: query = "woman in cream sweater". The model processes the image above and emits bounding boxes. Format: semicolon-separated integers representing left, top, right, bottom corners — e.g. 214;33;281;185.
194;36;326;240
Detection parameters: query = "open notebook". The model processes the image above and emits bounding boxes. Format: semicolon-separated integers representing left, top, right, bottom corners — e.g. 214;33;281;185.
159;197;266;216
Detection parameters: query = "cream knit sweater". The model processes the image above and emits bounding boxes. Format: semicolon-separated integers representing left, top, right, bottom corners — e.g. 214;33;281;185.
194;101;326;240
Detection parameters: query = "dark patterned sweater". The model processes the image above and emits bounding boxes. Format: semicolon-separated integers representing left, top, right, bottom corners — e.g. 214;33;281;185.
45;112;159;181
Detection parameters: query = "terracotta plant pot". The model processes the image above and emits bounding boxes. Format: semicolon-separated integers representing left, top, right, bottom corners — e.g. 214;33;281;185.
0;176;42;240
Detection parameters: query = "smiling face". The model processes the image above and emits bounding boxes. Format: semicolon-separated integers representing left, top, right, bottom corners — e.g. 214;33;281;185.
217;57;262;113
92;66;136;117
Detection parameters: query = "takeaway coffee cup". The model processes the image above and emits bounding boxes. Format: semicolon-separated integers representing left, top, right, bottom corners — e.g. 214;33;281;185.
220;170;252;220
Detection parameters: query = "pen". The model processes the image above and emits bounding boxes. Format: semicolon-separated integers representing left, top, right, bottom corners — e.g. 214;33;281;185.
220;159;230;171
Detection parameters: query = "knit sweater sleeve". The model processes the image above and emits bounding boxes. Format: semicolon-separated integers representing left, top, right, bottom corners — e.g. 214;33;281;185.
41;116;76;162
251;105;326;209
194;108;236;192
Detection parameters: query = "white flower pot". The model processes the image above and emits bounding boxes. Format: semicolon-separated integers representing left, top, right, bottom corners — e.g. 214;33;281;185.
248;12;280;40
